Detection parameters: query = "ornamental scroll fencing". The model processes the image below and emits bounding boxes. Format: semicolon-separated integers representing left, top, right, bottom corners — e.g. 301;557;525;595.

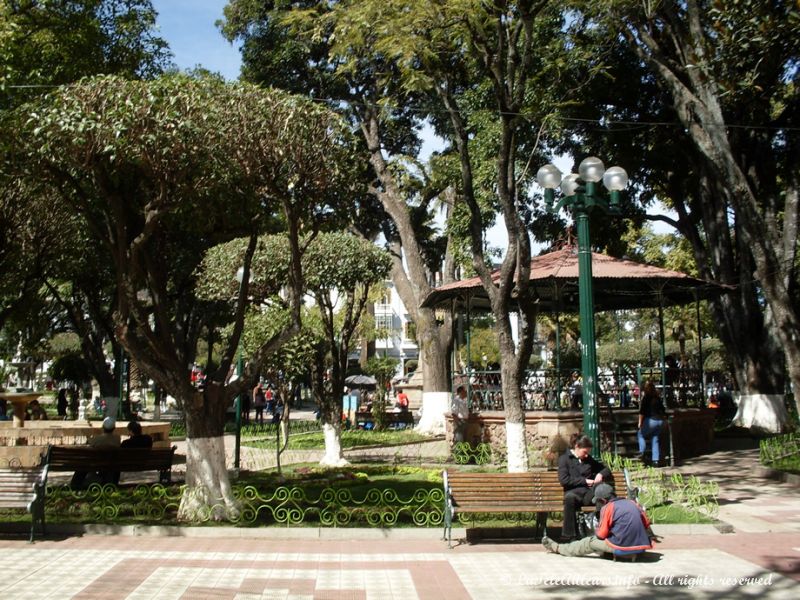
39;458;719;527
452;442;493;465
603;453;720;523
44;482;444;527
759;433;800;466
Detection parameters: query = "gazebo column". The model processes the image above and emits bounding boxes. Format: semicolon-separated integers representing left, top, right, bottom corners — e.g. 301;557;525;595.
658;300;666;391
695;292;705;403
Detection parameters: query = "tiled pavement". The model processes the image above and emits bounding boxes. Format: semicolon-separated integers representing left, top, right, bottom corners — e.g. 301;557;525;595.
0;533;797;599
3;437;800;598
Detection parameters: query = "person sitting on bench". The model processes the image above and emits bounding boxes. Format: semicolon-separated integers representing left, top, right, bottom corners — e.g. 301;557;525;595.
121;420;153;449
557;433;611;542
542;483;653;558
70;417;120;488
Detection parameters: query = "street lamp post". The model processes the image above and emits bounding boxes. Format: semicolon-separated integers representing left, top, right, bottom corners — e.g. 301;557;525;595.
233;266;248;472
537;157;628;452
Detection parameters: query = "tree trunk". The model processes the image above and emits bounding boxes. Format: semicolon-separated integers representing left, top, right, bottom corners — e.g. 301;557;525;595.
497;317;529;472
311;352;348;468
320;422;348;467
360;109;454;397
176;385;240;521
625;7;800;426
178;435;240;521
417;309;451;393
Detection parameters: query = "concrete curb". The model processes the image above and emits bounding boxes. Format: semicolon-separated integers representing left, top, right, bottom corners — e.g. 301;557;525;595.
0;522;464;540
1;521;731;540
650;523;730;535
753;466;800;486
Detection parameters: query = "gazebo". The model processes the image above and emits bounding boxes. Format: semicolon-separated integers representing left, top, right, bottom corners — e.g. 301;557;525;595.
420;244;731;462
422;245;728;312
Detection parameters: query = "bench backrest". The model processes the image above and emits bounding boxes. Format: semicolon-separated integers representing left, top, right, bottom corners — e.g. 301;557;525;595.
46;445;177;472
0;469;43;507
444;470;630;508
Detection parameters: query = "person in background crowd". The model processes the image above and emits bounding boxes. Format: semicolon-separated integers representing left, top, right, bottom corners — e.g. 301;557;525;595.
57;388;69;418
27;399;48;420
253;381;267;425
450;386;468;442
396;390;409;412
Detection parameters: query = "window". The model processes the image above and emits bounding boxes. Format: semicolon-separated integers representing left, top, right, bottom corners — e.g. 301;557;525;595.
404;320;417;342
375;314;393;331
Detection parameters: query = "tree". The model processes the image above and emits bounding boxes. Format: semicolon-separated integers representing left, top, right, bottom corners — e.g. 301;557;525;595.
0;0;170;392
1;0;170;108
297;0;585;471
303;232;392;464
570;0;800;428
222;0;457;408
200;232;392;465
6;74;356;518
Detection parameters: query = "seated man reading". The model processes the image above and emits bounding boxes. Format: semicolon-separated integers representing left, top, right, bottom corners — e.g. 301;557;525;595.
557;433;611;542
543;483;653;558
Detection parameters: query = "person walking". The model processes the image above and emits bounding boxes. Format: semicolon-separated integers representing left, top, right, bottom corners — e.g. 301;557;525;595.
637;380;667;466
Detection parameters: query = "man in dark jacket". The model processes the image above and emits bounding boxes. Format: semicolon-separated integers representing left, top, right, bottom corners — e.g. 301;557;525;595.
542;483;652;557
557;433;611;542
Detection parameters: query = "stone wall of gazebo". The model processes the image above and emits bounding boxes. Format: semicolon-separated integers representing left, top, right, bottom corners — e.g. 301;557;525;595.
445;407;715;466
445;411;584;468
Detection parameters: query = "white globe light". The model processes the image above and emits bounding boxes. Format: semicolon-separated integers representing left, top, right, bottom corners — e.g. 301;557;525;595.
603;166;629;191
560;173;580;197
235;266;246;283
536;164;562;189
579;156;605;182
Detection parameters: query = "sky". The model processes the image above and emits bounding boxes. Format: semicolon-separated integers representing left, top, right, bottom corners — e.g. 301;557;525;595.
152;0;241;80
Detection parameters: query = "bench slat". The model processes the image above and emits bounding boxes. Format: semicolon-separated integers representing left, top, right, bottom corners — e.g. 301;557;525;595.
0;467;46;541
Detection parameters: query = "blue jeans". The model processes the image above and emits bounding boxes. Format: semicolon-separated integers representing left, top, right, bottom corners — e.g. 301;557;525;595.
637;418;664;462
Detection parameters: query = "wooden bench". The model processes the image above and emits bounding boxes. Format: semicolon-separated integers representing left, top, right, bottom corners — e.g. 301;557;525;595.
45;445;178;486
442;469;632;548
355;410;414;429
0;467;46;542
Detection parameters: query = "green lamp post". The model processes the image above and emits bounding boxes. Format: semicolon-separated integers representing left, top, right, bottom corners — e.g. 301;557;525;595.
536;157;628;452
233;266;248;472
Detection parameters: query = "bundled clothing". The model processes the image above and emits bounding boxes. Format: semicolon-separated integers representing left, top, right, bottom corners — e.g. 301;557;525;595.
548;496;653;558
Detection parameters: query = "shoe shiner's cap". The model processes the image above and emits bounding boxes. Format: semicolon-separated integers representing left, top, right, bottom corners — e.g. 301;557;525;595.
102;417;116;432
592;483;615;504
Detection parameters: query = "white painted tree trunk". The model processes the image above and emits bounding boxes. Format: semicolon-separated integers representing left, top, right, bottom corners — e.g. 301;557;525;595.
320;423;349;467
506;421;528;473
733;394;788;434
415;391;449;435
177;436;241;521
103;396;118;418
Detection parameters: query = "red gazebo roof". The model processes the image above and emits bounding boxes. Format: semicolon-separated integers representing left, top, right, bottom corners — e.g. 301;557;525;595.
421;246;730;312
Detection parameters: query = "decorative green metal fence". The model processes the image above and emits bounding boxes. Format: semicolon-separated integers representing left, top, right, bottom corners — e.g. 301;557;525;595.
602;453;720;522
452;442;493;465
44;482;445;527
759;432;800;466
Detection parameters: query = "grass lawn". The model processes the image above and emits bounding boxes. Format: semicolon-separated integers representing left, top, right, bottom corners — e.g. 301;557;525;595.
245;428;431;450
